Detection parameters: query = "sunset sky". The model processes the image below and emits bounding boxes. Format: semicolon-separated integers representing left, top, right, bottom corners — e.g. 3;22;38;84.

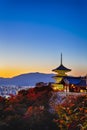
0;0;87;77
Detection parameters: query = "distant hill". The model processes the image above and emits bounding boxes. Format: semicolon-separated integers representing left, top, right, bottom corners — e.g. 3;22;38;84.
0;72;55;86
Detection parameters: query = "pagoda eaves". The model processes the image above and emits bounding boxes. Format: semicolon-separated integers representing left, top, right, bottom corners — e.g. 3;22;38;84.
52;64;71;72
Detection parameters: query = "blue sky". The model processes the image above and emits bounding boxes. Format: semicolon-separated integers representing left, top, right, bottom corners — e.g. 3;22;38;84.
0;0;87;77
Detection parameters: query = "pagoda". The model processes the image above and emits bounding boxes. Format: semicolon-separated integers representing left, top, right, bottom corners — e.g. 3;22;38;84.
52;53;71;91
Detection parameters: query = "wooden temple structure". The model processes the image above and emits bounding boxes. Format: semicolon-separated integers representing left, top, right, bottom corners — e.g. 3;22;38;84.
52;54;87;92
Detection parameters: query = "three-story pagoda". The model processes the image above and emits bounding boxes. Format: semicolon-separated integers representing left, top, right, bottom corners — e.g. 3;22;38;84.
52;54;71;91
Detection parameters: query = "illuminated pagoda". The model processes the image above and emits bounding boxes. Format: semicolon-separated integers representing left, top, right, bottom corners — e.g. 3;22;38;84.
52;53;71;91
52;54;87;92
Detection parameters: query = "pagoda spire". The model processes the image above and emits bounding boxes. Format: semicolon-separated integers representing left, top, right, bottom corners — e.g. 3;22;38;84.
61;53;62;65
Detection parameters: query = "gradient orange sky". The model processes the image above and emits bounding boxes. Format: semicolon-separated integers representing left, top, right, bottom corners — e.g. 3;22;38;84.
0;0;87;77
0;61;86;78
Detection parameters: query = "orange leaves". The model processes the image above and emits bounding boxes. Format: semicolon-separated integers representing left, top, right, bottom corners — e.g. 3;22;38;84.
59;119;64;124
84;109;87;113
53;94;87;130
79;107;83;111
24;106;33;118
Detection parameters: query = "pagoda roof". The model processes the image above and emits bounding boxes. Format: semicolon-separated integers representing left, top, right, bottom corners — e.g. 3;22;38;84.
52;64;71;72
52;53;71;72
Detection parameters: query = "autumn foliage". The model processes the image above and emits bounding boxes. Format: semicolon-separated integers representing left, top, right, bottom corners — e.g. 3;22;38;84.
0;84;87;130
51;93;87;130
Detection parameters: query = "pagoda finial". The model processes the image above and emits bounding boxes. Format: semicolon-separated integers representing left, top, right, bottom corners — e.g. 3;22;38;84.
61;53;62;65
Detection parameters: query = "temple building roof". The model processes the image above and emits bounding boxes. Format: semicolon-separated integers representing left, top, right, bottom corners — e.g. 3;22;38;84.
77;78;87;87
63;76;81;85
63;76;87;88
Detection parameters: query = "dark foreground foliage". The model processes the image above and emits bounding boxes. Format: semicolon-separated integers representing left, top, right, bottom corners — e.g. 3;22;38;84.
0;85;59;130
0;84;87;130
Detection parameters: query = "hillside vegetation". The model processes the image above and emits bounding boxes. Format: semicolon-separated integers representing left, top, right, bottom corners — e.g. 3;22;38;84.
0;84;87;130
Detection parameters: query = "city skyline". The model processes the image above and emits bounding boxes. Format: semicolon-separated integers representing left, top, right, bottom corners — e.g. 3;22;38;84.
0;0;87;77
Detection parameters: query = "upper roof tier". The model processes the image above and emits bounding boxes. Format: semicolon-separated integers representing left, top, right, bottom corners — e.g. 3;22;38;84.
52;64;71;72
52;53;71;72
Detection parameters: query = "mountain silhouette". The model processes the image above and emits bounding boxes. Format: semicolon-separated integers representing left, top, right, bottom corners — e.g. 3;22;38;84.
0;72;55;86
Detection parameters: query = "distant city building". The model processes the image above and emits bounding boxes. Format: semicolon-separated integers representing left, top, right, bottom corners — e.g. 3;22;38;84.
0;85;31;97
52;54;87;92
